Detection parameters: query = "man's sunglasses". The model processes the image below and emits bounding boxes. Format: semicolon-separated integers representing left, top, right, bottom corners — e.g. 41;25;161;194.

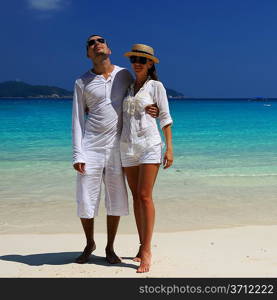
87;38;106;47
129;56;148;65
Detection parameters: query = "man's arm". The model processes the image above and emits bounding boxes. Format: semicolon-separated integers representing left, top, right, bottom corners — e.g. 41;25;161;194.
145;103;159;118
72;80;86;174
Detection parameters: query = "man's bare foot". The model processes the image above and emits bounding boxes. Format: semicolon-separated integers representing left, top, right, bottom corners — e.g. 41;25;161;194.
133;245;142;262
75;243;96;264
136;250;151;273
105;248;121;264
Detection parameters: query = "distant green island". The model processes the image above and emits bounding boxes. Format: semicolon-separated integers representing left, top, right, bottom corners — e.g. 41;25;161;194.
0;81;73;98
0;81;185;99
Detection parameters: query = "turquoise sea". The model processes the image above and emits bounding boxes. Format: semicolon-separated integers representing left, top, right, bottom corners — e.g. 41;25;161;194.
0;98;277;234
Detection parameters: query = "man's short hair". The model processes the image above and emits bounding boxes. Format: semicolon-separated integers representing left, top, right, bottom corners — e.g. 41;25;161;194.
86;34;108;51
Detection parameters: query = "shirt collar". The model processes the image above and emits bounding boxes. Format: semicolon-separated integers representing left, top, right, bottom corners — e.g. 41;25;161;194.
89;65;118;80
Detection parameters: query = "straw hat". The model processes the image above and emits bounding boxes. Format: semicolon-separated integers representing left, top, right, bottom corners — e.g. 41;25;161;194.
124;44;159;63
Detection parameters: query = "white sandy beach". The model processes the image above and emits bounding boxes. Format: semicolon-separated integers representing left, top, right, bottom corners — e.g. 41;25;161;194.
0;225;276;277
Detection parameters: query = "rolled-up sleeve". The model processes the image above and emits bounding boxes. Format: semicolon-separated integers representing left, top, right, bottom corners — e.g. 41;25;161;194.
154;81;173;129
72;80;86;165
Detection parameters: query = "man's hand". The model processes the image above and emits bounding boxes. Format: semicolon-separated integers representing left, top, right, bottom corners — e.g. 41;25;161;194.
145;103;159;118
73;162;86;174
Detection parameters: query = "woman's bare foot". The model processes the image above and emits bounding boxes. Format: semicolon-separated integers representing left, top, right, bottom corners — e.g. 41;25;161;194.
136;249;152;273
75;243;96;264
105;247;122;264
133;245;142;262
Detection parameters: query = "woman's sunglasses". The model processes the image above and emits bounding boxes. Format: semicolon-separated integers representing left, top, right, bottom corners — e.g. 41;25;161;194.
129;56;148;65
87;38;106;47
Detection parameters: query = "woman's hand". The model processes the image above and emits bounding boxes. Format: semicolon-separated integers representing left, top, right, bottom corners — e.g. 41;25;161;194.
73;162;86;174
163;149;173;169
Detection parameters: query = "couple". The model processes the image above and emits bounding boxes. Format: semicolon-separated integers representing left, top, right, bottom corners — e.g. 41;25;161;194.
72;34;173;273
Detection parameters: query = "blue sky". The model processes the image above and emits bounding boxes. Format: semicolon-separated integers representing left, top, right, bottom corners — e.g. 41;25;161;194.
1;0;277;97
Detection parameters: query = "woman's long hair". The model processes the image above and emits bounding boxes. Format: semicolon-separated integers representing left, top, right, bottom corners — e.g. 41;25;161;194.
148;64;158;81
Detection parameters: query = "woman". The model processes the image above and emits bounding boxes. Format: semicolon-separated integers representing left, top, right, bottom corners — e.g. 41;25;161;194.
120;44;173;273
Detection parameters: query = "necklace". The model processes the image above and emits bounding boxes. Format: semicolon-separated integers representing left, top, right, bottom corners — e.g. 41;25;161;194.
134;77;150;95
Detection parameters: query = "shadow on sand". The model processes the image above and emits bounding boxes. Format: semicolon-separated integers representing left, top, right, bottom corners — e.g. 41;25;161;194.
0;252;137;269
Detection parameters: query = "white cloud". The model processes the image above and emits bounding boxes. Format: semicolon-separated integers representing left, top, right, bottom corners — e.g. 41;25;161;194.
27;0;66;11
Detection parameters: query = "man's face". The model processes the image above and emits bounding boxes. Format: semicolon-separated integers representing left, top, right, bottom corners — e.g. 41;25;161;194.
87;36;111;59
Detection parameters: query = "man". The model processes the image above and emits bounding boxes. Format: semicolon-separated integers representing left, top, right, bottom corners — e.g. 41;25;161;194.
72;34;157;264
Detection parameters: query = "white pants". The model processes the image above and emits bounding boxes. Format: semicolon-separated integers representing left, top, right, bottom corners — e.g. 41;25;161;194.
76;147;129;218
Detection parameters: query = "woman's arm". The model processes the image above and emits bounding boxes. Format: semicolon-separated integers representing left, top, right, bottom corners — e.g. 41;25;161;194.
154;81;174;169
154;81;173;128
162;124;173;169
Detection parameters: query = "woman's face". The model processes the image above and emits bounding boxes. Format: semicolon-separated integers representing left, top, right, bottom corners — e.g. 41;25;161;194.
130;56;153;77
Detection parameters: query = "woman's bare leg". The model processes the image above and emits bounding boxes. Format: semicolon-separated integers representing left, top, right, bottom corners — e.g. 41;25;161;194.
123;166;143;261
137;163;160;273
